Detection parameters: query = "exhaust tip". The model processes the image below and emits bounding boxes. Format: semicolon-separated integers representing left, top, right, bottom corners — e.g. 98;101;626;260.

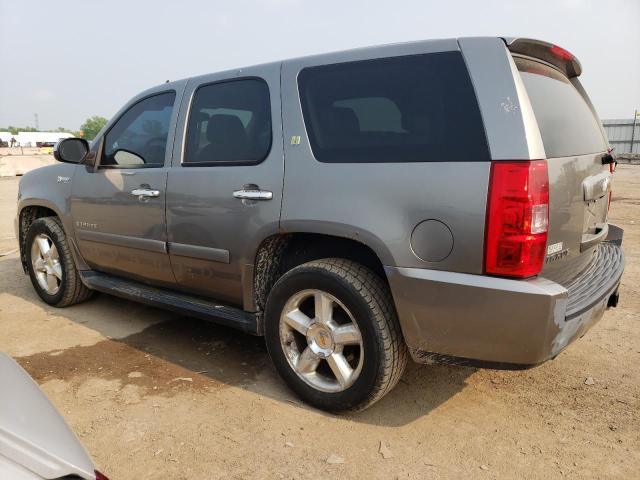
607;291;620;308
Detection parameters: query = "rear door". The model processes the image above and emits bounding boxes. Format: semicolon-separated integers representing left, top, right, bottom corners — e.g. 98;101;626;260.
512;54;610;283
165;64;283;307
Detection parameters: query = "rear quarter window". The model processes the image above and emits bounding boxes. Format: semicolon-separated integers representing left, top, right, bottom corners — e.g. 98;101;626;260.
515;57;606;158
297;51;490;163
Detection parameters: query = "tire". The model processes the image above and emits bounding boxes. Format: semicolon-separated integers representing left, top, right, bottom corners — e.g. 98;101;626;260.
25;216;93;307
264;258;407;412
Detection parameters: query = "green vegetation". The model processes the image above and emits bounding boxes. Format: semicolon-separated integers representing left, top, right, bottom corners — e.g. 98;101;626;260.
1;116;109;139
1;126;38;135
79;116;108;140
1;126;81;136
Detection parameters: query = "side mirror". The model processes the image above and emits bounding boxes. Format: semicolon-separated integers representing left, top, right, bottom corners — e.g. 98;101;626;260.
53;138;89;164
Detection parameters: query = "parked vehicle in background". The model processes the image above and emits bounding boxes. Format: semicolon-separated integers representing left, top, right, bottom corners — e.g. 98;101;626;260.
0;353;108;479
15;37;624;411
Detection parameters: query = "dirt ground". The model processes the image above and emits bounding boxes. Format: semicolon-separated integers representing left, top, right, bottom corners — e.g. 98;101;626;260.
0;148;55;177
0;166;638;480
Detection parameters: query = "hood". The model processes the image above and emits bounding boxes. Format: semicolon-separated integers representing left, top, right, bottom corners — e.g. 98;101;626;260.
0;352;95;479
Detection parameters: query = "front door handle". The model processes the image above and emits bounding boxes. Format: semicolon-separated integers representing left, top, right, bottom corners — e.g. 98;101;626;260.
131;188;160;200
233;189;273;201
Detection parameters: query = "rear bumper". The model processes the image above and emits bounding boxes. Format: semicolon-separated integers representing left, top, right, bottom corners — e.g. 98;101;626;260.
386;228;624;367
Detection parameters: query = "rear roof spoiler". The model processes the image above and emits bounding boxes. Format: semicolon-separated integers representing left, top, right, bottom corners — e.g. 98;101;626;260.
502;37;582;78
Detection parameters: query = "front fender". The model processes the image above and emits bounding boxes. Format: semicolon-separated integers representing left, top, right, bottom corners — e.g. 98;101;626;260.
17;163;89;271
18;163;76;215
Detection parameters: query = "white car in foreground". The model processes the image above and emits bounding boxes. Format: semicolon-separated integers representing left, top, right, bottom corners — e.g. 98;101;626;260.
0;352;108;479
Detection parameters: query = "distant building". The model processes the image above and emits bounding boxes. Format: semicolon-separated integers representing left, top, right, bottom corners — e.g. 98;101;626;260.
602;119;639;154
0;132;12;146
1;131;74;147
19;131;74;147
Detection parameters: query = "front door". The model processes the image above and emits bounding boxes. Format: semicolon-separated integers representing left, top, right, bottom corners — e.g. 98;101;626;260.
166;66;284;307
70;88;183;287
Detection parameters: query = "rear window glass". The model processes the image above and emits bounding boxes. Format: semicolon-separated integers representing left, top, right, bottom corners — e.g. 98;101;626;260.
298;52;489;163
515;57;606;158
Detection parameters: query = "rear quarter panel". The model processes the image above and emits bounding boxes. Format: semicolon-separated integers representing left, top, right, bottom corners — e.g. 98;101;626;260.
280;39;521;273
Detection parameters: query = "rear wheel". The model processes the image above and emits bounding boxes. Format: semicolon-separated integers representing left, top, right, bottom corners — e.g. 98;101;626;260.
264;259;407;412
25;217;93;307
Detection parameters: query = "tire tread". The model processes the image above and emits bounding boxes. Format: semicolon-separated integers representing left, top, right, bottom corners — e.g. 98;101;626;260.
267;258;407;411
312;259;408;411
27;217;93;307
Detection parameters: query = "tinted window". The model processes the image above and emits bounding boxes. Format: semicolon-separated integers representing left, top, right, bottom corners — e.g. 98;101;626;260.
184;79;271;165
102;92;175;167
298;52;489;163
516;57;606;158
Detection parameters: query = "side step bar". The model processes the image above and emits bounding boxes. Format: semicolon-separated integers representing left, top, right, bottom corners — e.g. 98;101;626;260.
80;271;261;335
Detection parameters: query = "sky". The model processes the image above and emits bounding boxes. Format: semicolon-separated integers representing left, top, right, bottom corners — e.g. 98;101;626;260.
0;0;638;130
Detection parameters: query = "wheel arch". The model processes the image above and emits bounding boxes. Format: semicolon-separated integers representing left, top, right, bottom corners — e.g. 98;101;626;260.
18;201;87;273
249;231;393;313
18;203;59;273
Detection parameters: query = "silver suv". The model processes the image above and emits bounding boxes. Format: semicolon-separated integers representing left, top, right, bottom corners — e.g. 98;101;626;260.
16;37;624;411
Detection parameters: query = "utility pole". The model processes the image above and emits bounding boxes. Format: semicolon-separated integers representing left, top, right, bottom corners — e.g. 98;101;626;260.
34;113;40;130
631;109;638;154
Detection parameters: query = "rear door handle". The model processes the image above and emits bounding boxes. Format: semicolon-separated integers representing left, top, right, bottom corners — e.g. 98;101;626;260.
131;188;160;199
233;189;273;201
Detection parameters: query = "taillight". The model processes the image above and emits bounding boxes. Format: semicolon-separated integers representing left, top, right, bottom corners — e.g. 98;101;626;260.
95;470;110;480
484;160;549;278
607;147;615;211
549;44;574;62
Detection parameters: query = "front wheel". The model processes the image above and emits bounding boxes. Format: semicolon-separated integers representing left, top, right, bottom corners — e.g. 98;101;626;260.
25;217;93;307
264;259;407;412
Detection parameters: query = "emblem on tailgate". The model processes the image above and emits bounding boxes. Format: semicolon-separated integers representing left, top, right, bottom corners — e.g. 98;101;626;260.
547;242;563;255
545;242;568;263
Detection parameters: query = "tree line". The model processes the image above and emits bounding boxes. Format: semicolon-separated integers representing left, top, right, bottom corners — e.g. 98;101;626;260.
1;116;108;141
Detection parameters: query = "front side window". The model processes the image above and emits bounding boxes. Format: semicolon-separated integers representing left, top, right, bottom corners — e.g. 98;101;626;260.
102;92;176;168
184;79;271;165
298;52;489;163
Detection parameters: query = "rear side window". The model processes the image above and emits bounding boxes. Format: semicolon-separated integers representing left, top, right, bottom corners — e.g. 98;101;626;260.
184;79;271;165
515;57;606;158
297;52;489;163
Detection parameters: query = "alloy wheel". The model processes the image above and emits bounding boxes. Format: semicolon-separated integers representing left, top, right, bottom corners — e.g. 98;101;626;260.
30;233;62;295
279;289;364;393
